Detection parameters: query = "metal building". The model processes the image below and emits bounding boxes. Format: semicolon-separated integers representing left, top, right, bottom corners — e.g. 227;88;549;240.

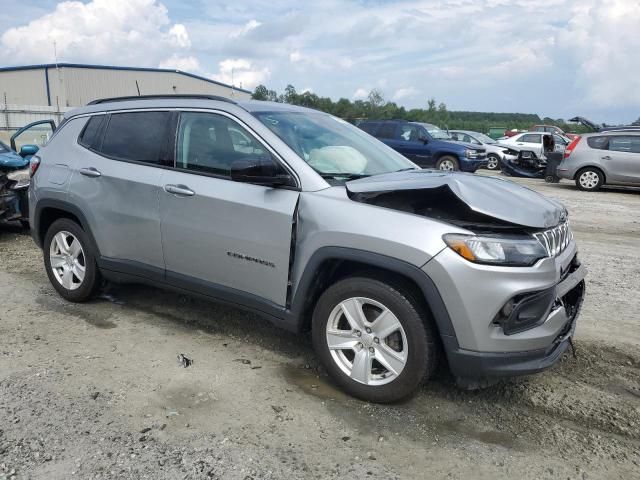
0;63;252;140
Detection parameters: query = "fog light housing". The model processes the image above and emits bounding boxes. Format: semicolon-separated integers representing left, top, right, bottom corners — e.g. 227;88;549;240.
493;288;556;335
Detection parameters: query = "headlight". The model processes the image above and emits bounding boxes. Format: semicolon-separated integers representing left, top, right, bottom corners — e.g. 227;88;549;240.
443;233;548;266
6;168;30;188
465;149;478;158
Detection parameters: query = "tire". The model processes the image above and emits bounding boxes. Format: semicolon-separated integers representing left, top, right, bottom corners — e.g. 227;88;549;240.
312;276;439;403
486;154;500;171
436;156;459;171
43;218;100;302
575;167;604;191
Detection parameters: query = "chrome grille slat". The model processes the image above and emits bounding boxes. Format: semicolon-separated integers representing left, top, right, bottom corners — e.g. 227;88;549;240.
534;221;572;258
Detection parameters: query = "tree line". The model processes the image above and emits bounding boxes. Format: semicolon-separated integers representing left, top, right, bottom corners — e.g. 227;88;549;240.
252;84;591;134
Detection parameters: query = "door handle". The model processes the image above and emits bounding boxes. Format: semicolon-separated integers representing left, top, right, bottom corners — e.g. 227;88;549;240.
164;184;195;196
601;156;611;160
79;167;101;178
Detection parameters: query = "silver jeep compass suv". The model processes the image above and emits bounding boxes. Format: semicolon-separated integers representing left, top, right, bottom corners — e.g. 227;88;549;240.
29;95;586;402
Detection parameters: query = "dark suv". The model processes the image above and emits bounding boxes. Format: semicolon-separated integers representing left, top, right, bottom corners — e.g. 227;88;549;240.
359;120;487;172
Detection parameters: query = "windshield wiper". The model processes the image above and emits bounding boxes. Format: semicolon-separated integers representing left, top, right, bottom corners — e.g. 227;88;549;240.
318;172;371;180
395;167;420;172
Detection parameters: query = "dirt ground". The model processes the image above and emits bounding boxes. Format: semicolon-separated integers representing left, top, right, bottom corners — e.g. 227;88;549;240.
1;175;639;480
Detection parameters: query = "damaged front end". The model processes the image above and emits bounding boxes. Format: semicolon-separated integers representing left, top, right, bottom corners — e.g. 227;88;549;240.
0;148;31;224
499;150;547;179
346;169;566;230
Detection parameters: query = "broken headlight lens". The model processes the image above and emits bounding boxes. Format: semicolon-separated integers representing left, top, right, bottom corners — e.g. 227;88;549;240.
6;168;30;188
443;233;548;266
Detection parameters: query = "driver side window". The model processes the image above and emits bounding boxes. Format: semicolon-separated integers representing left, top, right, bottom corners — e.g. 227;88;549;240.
400;125;421;142
176;112;272;177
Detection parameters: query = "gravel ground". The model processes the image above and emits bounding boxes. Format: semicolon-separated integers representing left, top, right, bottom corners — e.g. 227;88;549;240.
1;175;639;479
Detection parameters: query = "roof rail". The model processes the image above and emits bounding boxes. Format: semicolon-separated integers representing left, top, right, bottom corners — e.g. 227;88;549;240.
87;94;237;105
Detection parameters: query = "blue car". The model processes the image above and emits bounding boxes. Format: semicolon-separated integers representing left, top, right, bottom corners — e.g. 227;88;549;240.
1;120;55;225
359;120;487;172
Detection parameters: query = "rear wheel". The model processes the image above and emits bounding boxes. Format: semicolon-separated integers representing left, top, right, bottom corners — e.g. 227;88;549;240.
436;156;459;171
44;218;100;302
486;154;500;170
312;276;439;403
575;167;604;191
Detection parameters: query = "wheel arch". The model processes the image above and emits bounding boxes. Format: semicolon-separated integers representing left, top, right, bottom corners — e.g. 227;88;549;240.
287;247;457;344
574;164;607;183
33;199;100;256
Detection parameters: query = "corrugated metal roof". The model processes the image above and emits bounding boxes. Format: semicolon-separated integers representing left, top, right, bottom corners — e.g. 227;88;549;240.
0;63;252;94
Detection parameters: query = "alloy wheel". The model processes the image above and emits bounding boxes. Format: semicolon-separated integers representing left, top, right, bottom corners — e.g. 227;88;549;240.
487;156;499;170
325;297;408;386
49;231;86;290
438;159;455;171
579;171;600;190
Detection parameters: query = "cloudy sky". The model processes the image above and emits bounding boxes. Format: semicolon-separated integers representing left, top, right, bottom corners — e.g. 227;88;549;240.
0;0;638;123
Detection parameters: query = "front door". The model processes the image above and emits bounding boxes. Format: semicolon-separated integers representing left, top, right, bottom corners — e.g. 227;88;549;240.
393;124;432;166
159;111;299;306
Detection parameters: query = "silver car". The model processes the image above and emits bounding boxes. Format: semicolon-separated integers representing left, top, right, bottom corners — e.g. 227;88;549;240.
557;130;640;191
28;95;586;402
448;130;512;170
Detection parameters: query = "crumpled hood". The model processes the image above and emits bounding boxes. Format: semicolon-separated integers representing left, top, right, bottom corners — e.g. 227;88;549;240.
0;151;28;170
346;170;566;229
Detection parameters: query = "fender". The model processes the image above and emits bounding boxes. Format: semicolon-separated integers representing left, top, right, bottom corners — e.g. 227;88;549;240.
285;246;458;344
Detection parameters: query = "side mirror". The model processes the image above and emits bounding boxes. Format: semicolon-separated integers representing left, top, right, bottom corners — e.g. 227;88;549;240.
19;144;39;157
230;157;296;187
419;135;429;144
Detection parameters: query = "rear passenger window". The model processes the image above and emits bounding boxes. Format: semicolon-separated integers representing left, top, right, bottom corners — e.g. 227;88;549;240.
78;115;105;149
99;111;170;165
176;112;273;177
520;134;542;143
377;123;397;139
359;123;379;135
587;136;608;150
608;136;640;154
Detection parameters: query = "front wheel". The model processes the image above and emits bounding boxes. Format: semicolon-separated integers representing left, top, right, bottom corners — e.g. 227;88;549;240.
43;218;101;302
312;276;439;403
486;154;500;170
436;156;459;171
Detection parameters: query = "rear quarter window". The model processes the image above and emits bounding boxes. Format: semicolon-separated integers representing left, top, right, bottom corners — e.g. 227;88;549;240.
78;115;105;149
377;123;397;139
586;136;609;150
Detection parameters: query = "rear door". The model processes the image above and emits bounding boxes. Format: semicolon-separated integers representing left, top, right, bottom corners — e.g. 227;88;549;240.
158;111;299;306
67;111;170;277
605;135;640;183
515;134;543;156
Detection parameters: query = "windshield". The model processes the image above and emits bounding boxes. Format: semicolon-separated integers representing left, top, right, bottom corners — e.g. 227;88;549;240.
474;133;497;144
418;123;451;140
253;111;417;180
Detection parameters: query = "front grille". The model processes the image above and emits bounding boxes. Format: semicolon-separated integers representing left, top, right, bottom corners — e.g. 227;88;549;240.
533;221;573;257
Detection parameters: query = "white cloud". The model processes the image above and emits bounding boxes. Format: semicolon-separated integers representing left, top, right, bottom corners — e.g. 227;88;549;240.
289;50;303;63
211;58;270;89
556;0;640;107
0;0;191;67
230;19;262;38
158;54;201;72
352;88;368;100
392;87;418;101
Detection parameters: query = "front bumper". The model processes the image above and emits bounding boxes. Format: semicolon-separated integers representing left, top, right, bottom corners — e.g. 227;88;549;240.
424;239;587;380
460;157;488;172
445;278;585;379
